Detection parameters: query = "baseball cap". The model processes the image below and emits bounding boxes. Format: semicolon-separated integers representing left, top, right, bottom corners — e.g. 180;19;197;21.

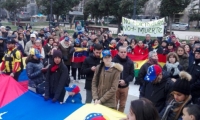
102;50;111;58
65;36;69;41
65;84;80;94
30;34;36;38
85;113;106;120
29;48;42;59
118;33;122;36
144;65;162;82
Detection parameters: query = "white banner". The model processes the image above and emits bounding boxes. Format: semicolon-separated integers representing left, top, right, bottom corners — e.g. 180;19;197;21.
122;17;165;37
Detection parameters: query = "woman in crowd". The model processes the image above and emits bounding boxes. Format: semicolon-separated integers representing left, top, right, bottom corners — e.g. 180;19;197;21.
184;44;192;54
123;98;160;120
161;40;169;55
168;42;176;52
44;50;70;104
133;40;148;55
92;50;123;108
26;48;45;94
59;36;74;74
163;52;183;81
160;71;192;120
149;39;163;54
32;39;45;59
43;36;54;58
128;38;137;54
18;33;27;49
176;46;189;71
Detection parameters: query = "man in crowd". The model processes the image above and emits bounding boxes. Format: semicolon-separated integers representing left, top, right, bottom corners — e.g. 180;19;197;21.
116;36;125;50
81;44;103;103
171;36;180;48
25;33;36;55
189;42;200;66
140;65;173;112
112;46;134;112
189;48;200;105
143;34;153;48
0;38;22;81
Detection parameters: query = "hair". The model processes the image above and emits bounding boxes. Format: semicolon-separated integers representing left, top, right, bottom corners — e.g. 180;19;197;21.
118;46;127;52
184;104;200;120
148;51;157;58
111;39;116;44
167;52;179;62
96;62;104;87
93;43;103;50
131;38;138;44
47;36;54;43
176;46;187;55
25;55;34;64
153;39;160;45
18;33;24;38
130;98;160;120
184;44;192;52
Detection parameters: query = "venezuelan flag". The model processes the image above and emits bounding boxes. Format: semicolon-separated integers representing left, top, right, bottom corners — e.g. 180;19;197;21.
71;47;89;63
0;75;126;120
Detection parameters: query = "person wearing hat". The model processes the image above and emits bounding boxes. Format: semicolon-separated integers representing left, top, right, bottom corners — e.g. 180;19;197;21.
44;50;70;103
140;64;173;112
160;71;192;120
71;38;82;83
0;38;22;81
0;37;6;63
189;48;200;105
32;39;45;59
58;36;74;74
92;50;123;108
65;84;82;104
25;33;36;56
25;48;45;94
167;42;176;52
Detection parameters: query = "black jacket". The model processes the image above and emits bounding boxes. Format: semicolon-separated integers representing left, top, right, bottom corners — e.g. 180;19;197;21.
81;54;101;90
140;75;173;112
45;61;69;102
43;43;53;58
189;61;200;100
100;40;110;50
112;55;134;88
0;42;6;63
163;64;183;79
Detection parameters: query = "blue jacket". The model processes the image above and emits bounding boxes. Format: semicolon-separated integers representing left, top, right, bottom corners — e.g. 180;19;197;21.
66;93;82;104
26;60;45;87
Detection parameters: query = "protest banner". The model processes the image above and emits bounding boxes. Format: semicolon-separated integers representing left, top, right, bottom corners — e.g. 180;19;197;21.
122;17;165;37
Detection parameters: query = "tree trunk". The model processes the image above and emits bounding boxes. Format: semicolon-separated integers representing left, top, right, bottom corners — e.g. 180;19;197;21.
56;15;59;21
169;16;172;35
117;17;122;33
70;15;76;29
95;17;98;25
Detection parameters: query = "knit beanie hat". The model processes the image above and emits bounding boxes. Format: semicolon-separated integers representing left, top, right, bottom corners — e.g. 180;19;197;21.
172;71;192;95
53;50;62;59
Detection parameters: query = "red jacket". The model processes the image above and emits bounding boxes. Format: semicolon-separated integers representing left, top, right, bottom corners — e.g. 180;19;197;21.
133;45;148;55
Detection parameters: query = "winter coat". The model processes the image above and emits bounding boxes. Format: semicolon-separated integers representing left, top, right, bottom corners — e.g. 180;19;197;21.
81;54;101;90
24;40;34;56
160;95;192;120
100;40;110;50
143;39;153;47
163;64;183;79
189;51;194;67
26;60;45;88
92;63;123;108
45;61;70;102
0;42;6;63
140;75;174;112
133;45;148;55
65;93;82;104
59;40;74;66
137;62;152;86
43;43;53;58
178;54;189;71
112;55;134;88
188;61;200;102
149;45;163;54
16;42;25;56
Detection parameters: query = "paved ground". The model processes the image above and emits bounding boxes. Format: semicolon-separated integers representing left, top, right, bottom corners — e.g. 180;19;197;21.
65;77;139;114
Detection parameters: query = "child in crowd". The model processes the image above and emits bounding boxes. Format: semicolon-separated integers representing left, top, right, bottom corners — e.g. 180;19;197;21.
182;104;200;120
160;71;192;120
65;84;82;104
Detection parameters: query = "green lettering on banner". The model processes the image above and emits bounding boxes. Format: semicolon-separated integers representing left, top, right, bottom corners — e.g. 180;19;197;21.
137;27;163;34
123;18;130;25
123;25;135;31
138;28;145;34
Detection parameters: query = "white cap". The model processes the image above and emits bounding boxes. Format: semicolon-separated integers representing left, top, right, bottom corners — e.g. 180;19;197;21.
0;26;5;29
30;34;36;38
118;33;122;36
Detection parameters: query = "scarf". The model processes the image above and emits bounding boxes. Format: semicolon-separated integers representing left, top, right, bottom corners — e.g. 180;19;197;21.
148;57;158;64
51;65;59;72
32;45;42;53
60;40;70;48
166;62;180;76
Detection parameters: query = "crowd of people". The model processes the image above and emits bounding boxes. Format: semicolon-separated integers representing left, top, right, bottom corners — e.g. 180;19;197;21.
0;24;200;120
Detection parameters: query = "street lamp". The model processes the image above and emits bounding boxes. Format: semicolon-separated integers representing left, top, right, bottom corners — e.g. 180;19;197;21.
132;0;137;20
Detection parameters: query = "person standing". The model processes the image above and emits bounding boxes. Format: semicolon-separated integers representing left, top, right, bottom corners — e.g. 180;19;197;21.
112;46;134;112
25;33;36;56
92;50;123;108
0;39;22;81
44;50;70;103
188;48;200;105
81;44;103;103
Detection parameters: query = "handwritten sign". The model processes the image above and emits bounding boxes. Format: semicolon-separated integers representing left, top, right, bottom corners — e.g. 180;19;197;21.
122;17;165;37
